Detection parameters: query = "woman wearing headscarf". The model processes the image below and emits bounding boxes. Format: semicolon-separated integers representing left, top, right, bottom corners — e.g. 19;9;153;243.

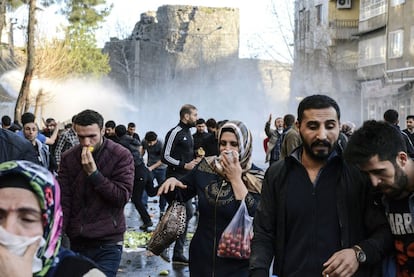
0;160;104;277
157;120;264;277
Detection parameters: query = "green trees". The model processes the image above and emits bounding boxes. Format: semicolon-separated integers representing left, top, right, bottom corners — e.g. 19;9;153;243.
11;0;112;121
62;0;111;76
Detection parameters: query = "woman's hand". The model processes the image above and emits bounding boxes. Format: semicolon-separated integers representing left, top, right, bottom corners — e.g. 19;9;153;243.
221;151;247;200
157;177;187;195
0;239;39;277
221;151;242;183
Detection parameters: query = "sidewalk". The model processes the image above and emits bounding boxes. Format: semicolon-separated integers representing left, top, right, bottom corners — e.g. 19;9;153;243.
118;198;197;277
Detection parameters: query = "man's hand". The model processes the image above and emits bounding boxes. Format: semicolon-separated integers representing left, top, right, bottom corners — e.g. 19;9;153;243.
81;146;97;175
322;248;359;277
184;160;198;171
0;240;39;277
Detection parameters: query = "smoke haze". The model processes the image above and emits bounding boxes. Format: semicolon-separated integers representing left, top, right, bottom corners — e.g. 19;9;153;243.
0;69;290;167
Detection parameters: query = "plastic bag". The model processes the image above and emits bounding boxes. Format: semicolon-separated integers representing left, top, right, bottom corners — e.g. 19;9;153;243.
217;199;253;259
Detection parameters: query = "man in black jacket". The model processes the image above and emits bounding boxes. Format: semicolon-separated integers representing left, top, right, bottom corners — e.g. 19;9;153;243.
115;124;156;231
161;104;199;265
250;95;393;277
0;128;38;163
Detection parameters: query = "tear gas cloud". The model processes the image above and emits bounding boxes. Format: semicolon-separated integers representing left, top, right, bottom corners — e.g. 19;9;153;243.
0;66;366;166
0;69;292;167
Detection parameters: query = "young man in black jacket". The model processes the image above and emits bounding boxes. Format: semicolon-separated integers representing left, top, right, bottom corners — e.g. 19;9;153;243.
161;104;199;265
115;124;156;231
250;95;393;277
344;120;414;276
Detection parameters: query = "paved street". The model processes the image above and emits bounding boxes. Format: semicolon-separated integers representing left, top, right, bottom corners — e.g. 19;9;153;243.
118;198;196;277
117;160;268;276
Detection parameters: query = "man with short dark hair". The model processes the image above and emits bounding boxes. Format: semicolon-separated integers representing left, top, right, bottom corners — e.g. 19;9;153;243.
204;118;219;156
403;115;414;146
192;118;210;158
104;120;118;142
161;104;199;265
115;124;155;231
58;109;134;277
384;109;414;157
344;120;414;276
142;131;168;214
250;95;393;277
17;112;60;146
1;115;11;129
127;122;141;141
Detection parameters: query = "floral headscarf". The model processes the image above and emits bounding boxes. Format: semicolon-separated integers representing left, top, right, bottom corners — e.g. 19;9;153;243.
215;120;263;193
0;160;62;276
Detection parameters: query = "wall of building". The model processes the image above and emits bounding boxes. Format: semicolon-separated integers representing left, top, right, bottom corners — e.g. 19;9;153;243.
291;0;361;124
103;5;291;154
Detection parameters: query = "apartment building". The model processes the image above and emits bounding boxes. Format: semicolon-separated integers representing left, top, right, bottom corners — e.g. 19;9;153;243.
291;0;360;123
360;0;414;120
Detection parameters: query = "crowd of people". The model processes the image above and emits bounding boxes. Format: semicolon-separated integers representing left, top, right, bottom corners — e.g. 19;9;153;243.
1;94;414;276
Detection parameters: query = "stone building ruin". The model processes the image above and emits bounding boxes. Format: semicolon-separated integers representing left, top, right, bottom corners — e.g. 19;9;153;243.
103;5;291;128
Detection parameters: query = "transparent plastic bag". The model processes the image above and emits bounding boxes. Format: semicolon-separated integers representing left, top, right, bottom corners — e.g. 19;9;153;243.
217;199;253;259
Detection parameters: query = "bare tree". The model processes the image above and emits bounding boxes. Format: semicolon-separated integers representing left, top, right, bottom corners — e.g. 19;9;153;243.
105;38;135;94
0;0;7;59
14;0;35;121
103;22;136;94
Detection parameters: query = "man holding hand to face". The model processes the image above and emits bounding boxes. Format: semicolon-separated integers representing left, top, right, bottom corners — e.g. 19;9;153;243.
58;109;134;277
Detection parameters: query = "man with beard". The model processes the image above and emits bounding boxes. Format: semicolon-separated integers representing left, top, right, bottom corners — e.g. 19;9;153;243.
344;120;414;276
58;110;134;277
250;95;393;277
161;104;199;265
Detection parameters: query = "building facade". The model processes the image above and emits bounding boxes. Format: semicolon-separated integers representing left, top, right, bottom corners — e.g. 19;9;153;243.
359;0;414;121
293;0;414;123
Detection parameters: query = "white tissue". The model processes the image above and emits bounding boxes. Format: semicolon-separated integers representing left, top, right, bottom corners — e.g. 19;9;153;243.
0;226;46;273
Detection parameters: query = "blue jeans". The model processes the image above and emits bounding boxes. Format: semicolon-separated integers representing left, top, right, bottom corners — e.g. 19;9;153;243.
76;244;122;277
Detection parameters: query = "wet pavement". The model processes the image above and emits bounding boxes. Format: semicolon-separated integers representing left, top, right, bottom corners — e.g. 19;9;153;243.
117;197;197;277
117;161;268;276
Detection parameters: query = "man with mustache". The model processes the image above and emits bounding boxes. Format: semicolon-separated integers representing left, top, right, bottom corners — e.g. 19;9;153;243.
250;95;393;277
344;120;414;276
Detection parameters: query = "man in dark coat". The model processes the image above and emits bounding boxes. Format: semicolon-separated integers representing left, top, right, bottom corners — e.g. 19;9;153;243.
58;110;134;277
250;95;393;277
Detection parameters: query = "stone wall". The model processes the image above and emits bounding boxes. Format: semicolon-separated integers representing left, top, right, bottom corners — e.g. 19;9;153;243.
103;5;291;140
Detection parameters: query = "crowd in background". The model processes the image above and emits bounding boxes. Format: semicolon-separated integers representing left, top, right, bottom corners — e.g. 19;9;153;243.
1;95;414;276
